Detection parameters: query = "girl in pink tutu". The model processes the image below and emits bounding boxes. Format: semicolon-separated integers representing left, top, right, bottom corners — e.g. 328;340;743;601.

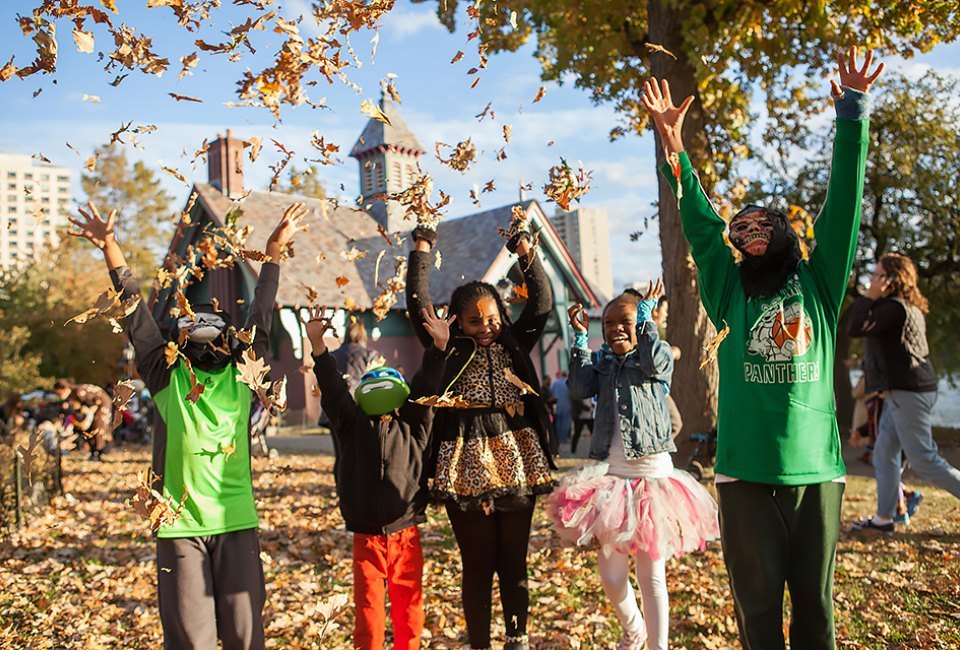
549;280;719;650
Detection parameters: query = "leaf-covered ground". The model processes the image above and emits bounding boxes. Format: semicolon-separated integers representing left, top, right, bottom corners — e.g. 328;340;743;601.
2;449;959;649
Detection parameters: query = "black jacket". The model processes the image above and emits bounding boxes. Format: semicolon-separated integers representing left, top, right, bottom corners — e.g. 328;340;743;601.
406;248;559;475
847;295;938;393
313;345;446;535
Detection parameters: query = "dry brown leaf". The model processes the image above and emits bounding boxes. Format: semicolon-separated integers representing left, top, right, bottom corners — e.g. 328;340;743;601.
503;367;539;396
700;320;730;370
645;42;677;59
532;86;546;103
543;158;593;211
360;98;391;125
169;92;202;103
411;393;471;408
73;28;95;53
335;276;349;288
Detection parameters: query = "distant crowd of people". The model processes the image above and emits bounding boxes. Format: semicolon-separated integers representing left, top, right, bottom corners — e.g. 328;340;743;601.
0;378;153;460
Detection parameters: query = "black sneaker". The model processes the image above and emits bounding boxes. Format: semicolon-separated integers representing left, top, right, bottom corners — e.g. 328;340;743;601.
851;516;894;533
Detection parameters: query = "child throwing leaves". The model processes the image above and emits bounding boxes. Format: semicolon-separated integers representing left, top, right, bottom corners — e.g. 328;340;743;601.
406;224;557;650
303;304;454;650
69;200;305;650
548;281;719;650
642;46;884;649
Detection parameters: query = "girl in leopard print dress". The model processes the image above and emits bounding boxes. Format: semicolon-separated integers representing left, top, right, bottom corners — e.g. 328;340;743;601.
407;225;557;650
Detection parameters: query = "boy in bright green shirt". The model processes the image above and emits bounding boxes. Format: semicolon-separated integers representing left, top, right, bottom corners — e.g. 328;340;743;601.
642;47;884;649
70;200;305;650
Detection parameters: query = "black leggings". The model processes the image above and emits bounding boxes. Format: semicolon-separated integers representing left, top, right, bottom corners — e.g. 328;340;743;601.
570;418;593;454
445;501;535;648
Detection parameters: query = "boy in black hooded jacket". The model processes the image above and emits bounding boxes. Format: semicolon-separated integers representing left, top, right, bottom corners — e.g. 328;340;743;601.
304;305;454;650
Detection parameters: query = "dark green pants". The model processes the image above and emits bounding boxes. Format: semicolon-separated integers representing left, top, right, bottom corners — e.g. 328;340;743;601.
717;481;844;650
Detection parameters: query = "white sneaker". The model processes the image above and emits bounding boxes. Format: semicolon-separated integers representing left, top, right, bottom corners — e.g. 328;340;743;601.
616;628;647;650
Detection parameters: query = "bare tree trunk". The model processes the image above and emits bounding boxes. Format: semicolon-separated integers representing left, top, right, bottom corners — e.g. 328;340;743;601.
834;303;854;433
648;0;719;434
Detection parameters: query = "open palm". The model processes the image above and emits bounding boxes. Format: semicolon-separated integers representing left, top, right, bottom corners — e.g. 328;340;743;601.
67;202;116;250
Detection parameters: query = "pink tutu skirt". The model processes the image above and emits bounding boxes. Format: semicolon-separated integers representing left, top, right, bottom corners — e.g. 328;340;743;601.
547;462;720;560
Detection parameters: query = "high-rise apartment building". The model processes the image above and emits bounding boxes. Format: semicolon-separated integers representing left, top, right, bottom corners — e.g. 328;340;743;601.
550;206;614;301
0;153;72;268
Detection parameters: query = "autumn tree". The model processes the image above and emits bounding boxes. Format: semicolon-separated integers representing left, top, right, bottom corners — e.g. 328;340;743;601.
81;143;174;282
756;71;960;423
0;238;122;389
420;0;960;431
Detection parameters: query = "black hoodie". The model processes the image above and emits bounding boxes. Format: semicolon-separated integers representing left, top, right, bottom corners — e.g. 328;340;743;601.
313;345;446;535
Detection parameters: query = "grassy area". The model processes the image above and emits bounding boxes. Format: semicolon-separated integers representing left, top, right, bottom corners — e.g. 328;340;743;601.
1;450;958;648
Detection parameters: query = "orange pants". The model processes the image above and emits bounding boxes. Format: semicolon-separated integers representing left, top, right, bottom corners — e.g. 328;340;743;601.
353;526;424;650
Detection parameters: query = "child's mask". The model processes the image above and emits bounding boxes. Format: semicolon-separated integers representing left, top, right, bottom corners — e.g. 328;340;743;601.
354;367;411;416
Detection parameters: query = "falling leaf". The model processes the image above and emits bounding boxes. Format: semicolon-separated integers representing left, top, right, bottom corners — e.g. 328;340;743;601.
385;80;401;103
434;250;442;270
450;50;464;64
247;136;263;162
161;165;189;184
504;367;539;396
169;92;202;102
340;246;367;263
73;28;95;53
178;51;198;80
532;86;546;103
645;42;677;59
507;282;528;304
236;348;271;395
164;342;180;367
32;152;51;164
667;151;683;208
110;380;138;429
235;325;257;345
509;10;518;29
82;93;101;103
335;276;349;288
435;139;477;173
700;320;730;370
543;158;593;211
128;469;187;533
360;98;390;125
411;393;471;408
503;124;512;143
65;288;119;325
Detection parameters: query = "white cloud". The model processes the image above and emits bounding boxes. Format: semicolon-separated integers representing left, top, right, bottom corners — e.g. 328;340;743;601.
385;8;443;39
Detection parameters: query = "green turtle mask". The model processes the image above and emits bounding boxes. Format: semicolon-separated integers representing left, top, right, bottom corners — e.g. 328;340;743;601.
354;367;411;416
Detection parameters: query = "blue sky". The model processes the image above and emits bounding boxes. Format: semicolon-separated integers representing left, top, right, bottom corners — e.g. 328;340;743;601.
1;2;958;291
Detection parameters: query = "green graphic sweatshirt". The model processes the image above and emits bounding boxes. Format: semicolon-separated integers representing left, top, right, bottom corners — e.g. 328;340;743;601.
111;262;279;537
661;95;869;485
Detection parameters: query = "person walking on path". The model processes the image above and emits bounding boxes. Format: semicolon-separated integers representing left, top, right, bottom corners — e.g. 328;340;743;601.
643;45;884;650
849;254;960;532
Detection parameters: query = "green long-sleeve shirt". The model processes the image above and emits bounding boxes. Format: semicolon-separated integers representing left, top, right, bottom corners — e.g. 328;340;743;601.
662;114;869;485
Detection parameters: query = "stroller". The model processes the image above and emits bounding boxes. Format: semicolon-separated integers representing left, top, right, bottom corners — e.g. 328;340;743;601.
677;428;717;481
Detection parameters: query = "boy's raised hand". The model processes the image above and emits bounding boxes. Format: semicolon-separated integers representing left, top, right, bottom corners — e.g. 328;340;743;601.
421;306;456;352
831;46;884;99
300;305;337;355
642;278;665;302
266;202;308;261
68;202;116;250
641;78;694;156
568;304;588;333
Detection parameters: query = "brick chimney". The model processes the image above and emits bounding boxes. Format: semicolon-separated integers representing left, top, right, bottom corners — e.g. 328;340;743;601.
208;129;245;198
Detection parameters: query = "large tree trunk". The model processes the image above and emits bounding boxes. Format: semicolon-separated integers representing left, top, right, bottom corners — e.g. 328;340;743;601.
834;302;855;433
648;0;719;434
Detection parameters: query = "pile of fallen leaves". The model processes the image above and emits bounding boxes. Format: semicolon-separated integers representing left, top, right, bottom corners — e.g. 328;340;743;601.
2;450;959;648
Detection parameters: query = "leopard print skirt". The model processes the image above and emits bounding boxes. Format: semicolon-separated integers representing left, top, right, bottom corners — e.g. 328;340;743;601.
432;408;556;512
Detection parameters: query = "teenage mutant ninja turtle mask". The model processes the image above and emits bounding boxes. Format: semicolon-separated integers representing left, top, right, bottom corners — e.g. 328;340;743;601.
354;367;411;416
177;308;234;371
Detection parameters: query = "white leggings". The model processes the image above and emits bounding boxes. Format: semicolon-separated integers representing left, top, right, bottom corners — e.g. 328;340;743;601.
597;550;669;650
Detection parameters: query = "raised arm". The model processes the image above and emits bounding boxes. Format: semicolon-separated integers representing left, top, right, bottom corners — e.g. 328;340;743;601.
633;282;674;389
68;203;170;395
406;226;437;348
403;306;454;446
565;304;600;401
510;233;554;352
302;306;363;435
810;46;884;312
643;79;737;325
246;202;307;358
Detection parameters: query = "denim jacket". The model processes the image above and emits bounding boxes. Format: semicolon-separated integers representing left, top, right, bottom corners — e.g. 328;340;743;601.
568;319;675;460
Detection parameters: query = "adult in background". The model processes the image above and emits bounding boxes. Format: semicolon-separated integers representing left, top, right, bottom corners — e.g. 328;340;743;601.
71;383;113;461
550;371;572;446
332;320;385;394
569;395;594;455
644;46;883;649
850;254;960;532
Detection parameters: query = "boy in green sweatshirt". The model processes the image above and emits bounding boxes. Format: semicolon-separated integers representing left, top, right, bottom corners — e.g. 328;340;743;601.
642;47;884;649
